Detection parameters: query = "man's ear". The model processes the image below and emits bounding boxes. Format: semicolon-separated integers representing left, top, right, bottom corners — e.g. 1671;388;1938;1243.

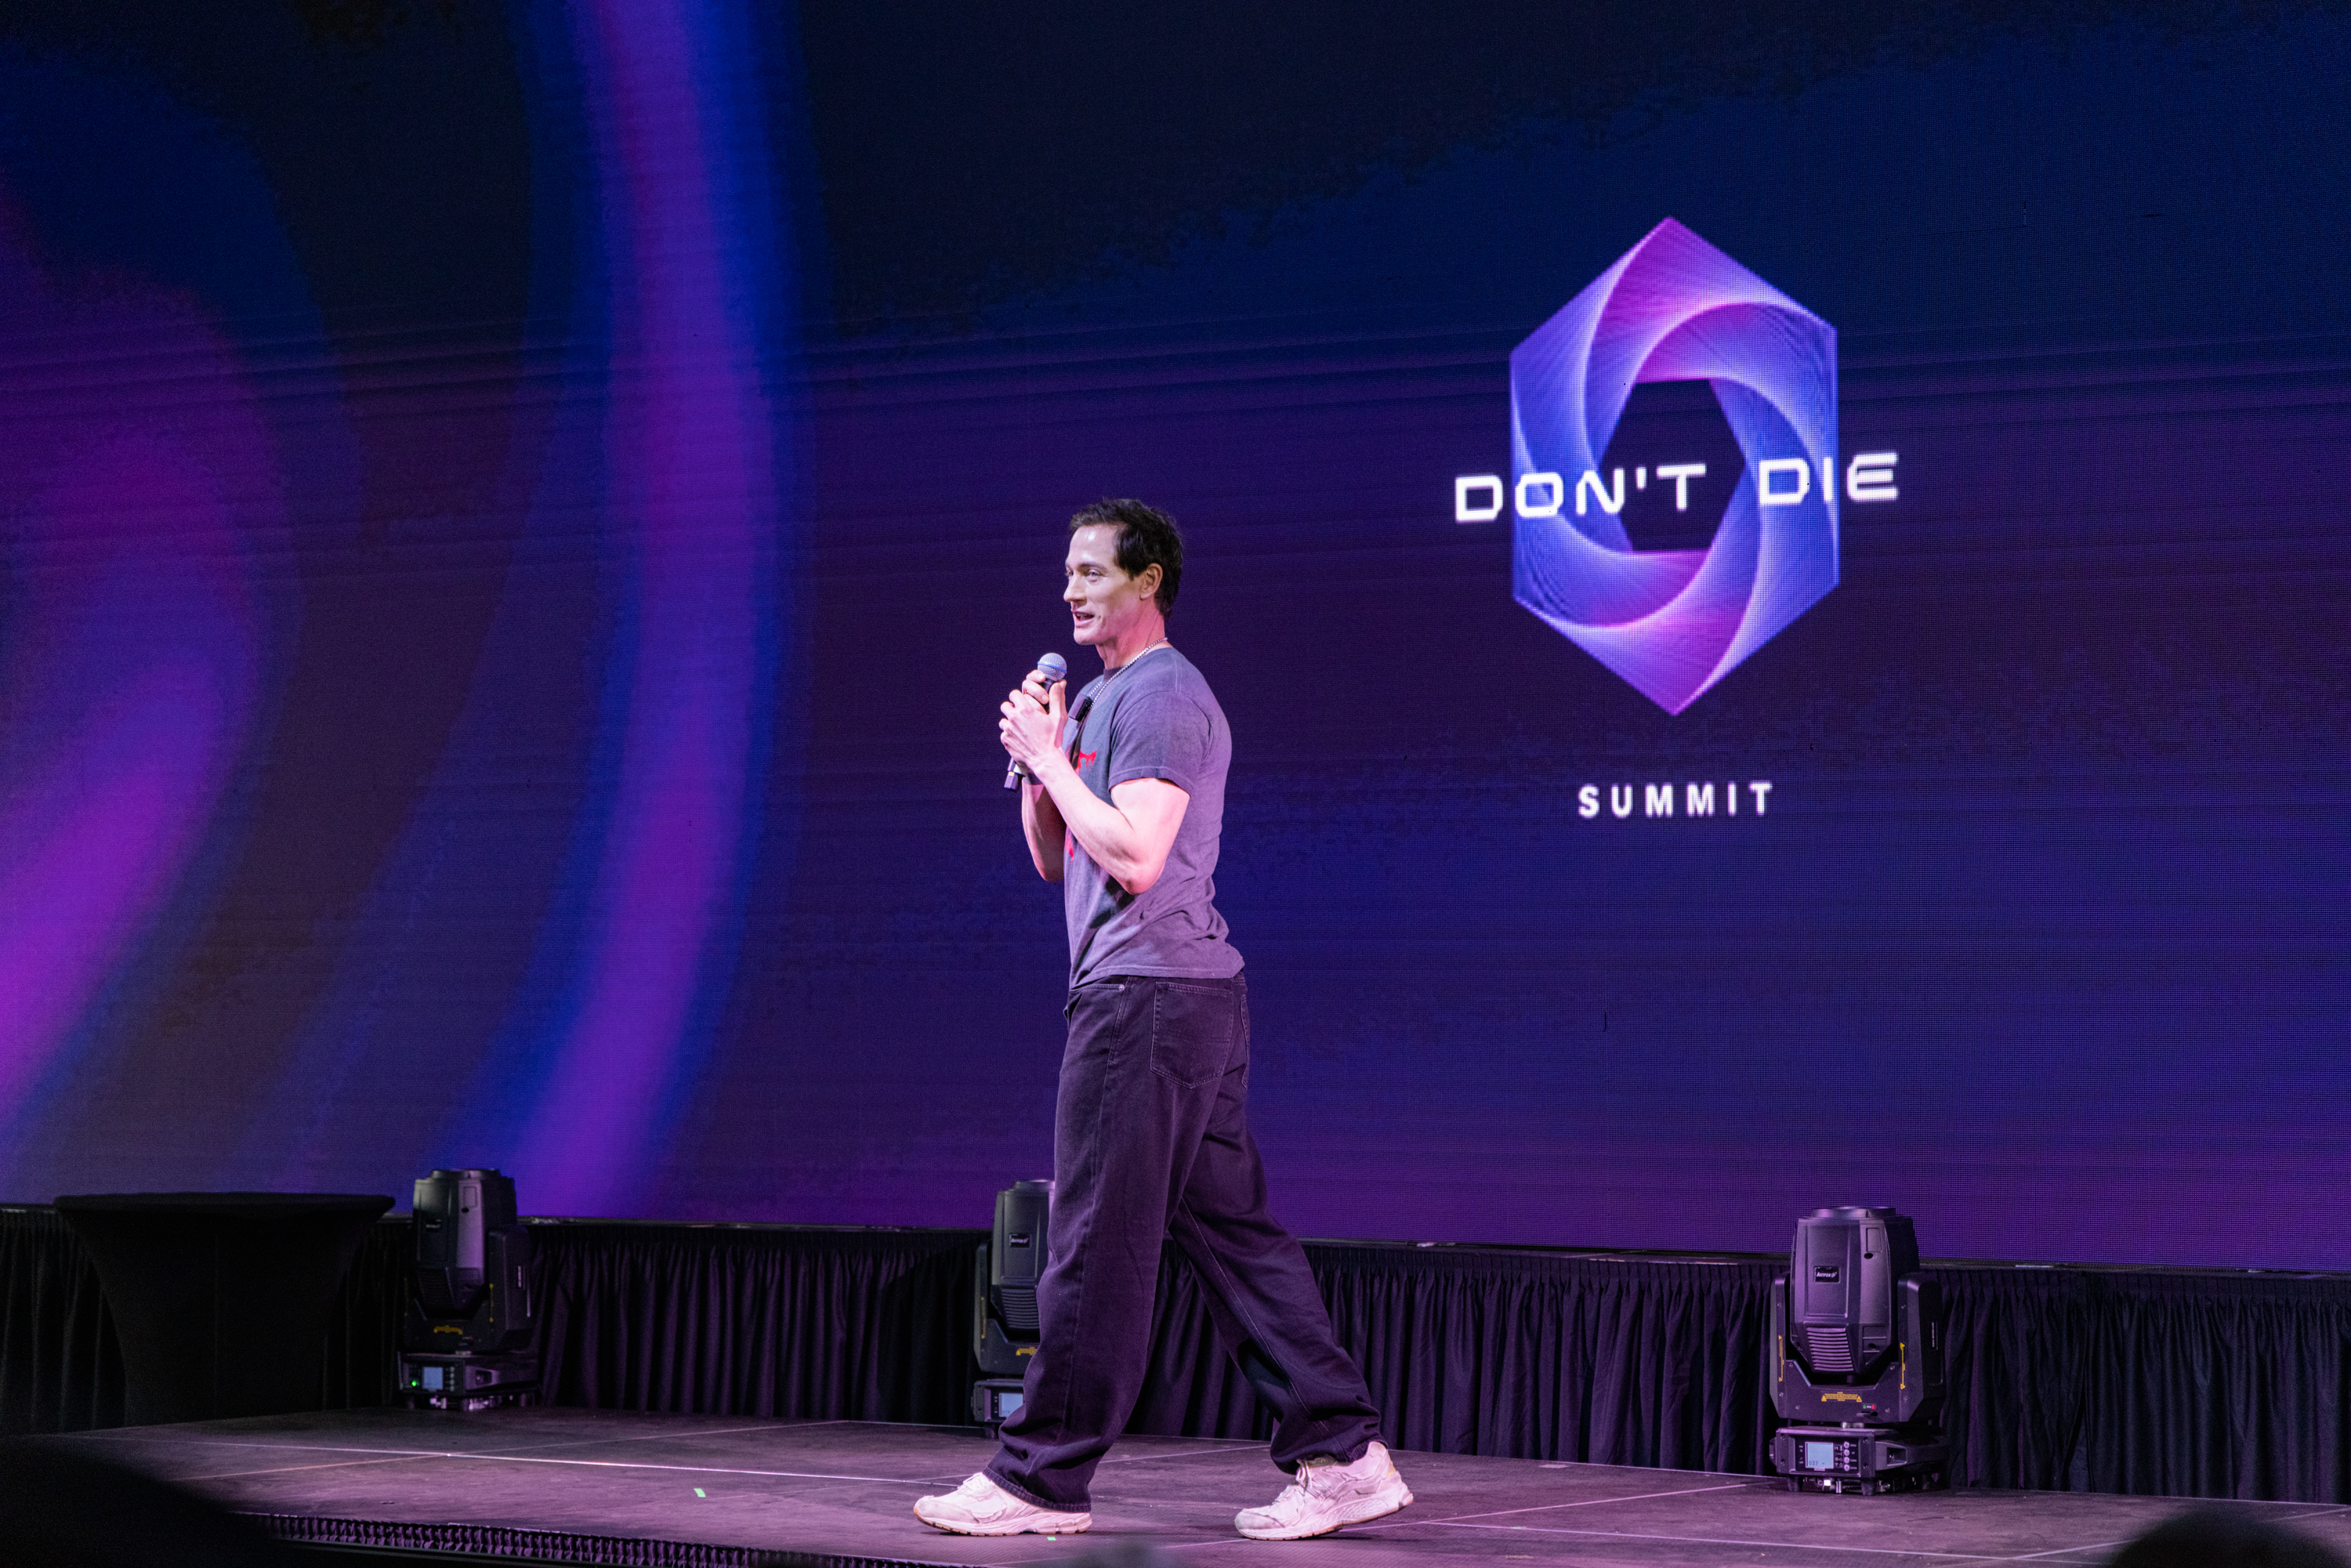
1135;563;1163;600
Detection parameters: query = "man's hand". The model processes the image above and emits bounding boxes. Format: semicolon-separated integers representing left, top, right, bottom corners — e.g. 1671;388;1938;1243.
1000;674;1066;777
1007;675;1070;881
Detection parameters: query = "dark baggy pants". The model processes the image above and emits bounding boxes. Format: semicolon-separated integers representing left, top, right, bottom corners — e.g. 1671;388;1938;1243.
987;973;1383;1512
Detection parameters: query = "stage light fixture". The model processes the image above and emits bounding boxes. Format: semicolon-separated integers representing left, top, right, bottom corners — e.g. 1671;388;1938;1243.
1769;1205;1948;1494
397;1168;539;1410
969;1179;1050;1429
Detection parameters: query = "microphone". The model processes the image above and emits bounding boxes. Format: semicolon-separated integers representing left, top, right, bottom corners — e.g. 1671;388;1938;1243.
1002;651;1069;789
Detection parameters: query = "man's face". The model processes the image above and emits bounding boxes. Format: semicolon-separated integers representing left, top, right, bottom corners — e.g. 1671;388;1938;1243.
1064;524;1159;648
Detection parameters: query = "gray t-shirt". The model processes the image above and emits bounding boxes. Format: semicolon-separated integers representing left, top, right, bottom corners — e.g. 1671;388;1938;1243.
1060;647;1244;987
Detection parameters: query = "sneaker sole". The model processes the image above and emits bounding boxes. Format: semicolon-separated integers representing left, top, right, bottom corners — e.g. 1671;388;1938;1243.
1237;1486;1412;1541
914;1509;1093;1537
1343;1485;1412;1526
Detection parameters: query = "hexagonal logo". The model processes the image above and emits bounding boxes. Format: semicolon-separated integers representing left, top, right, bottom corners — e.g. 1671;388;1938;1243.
1510;219;1837;714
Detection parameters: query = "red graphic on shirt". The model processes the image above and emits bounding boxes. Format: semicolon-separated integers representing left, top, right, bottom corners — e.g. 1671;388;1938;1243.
1075;749;1098;769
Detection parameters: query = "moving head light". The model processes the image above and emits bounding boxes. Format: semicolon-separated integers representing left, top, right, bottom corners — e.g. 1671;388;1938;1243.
1769;1205;1947;1494
970;1179;1050;1429
398;1168;538;1409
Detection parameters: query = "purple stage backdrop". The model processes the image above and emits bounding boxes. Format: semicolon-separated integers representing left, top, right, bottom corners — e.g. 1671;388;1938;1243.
0;2;2343;1267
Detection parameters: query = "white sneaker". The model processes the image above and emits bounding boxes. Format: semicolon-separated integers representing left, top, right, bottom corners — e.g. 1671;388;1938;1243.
1234;1440;1413;1540
913;1471;1092;1536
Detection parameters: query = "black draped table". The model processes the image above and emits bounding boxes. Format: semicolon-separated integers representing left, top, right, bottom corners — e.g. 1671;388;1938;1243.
53;1192;393;1426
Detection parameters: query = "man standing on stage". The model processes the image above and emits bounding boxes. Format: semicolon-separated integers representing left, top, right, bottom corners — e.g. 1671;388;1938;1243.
915;498;1412;1541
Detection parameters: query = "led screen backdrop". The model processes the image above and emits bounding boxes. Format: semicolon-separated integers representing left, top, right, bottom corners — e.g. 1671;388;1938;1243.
0;2;2343;1267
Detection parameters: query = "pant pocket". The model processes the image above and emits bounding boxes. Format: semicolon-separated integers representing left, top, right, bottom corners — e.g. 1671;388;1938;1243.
1065;980;1126;1021
1149;980;1240;1088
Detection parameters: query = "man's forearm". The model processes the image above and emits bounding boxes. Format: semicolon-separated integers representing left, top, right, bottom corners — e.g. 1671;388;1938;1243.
1020;778;1067;881
1031;755;1174;893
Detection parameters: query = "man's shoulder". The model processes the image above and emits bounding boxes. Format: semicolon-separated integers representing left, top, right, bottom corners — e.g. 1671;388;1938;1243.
1109;650;1223;724
1129;647;1219;700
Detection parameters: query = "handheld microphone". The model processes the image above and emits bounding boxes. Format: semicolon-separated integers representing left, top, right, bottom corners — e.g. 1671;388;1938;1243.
1002;651;1069;789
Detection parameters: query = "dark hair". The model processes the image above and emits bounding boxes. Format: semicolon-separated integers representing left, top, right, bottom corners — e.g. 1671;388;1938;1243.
2110;1508;2350;1568
1069;498;1183;615
0;1439;298;1565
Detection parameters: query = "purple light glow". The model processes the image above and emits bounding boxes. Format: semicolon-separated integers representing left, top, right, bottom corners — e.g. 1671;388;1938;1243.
0;208;268;1134
502;0;776;1215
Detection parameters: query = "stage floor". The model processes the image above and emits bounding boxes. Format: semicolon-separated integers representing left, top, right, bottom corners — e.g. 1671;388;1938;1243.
60;1408;2351;1567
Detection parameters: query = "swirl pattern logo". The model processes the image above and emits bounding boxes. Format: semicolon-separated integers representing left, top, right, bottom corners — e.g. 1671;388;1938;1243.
1511;219;1837;714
